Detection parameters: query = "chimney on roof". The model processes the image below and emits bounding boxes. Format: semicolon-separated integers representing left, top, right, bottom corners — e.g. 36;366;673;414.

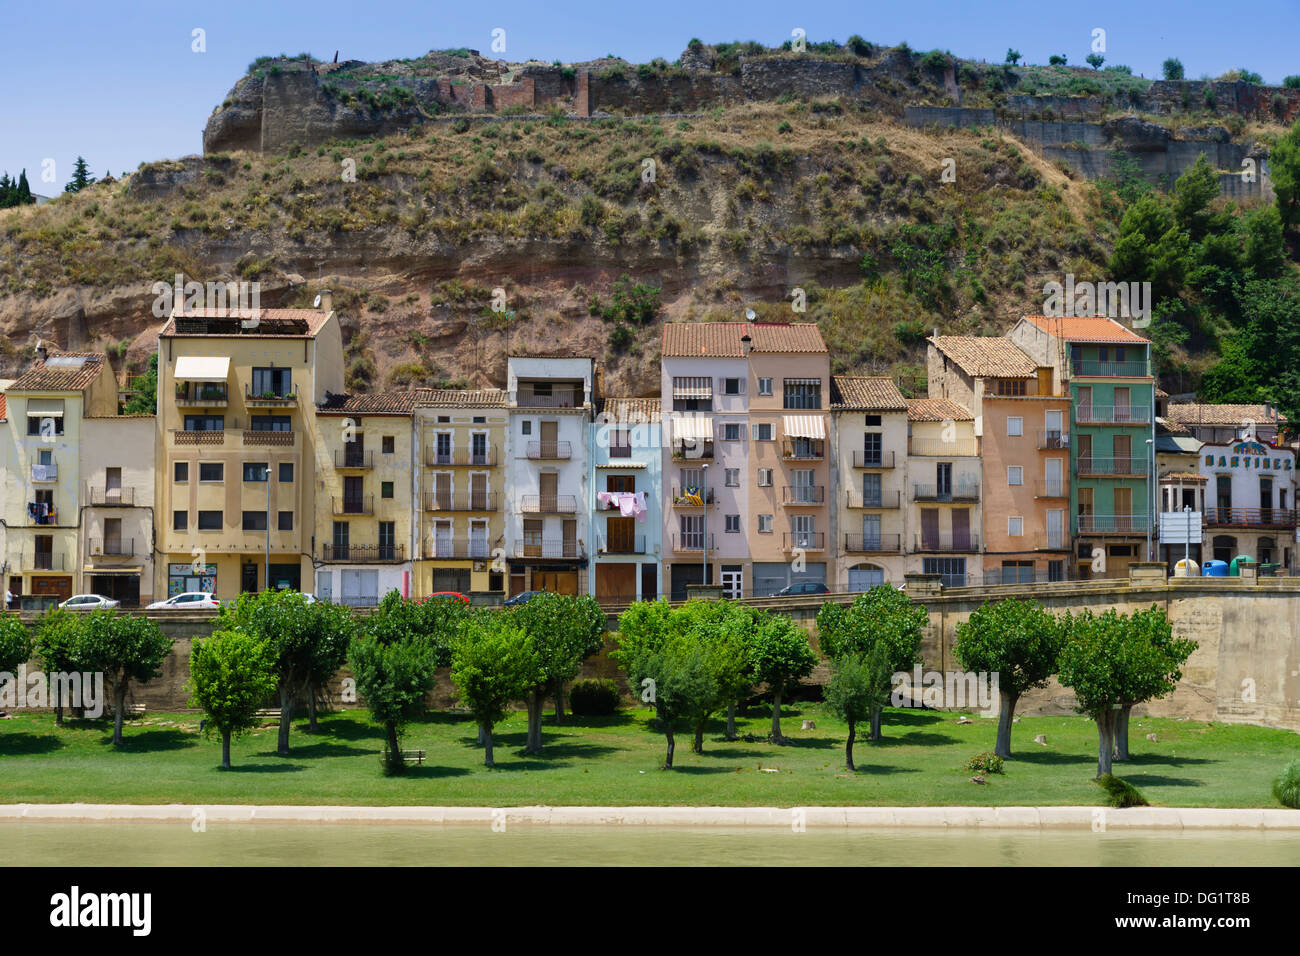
740;333;752;357
35;339;47;364
318;289;333;313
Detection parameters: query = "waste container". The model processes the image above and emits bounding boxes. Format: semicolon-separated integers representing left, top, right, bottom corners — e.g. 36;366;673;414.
1203;560;1229;577
1174;558;1201;577
1229;555;1257;577
1259;563;1280;578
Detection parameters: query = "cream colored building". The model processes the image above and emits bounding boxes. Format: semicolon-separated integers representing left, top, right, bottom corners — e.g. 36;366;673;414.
78;413;157;605
829;376;909;590
155;295;343;601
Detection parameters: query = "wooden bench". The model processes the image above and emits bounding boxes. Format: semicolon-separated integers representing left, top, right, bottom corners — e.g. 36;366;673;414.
254;708;281;720
381;749;426;766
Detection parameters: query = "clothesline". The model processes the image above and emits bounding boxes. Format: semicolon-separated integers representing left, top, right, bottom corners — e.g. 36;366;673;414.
596;491;648;522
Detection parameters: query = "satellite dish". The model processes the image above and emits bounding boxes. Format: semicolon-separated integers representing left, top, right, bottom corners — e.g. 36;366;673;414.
745;308;756;322
313;294;322;308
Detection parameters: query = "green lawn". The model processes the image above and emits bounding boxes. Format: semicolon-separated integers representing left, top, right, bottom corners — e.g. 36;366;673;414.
1;704;1297;808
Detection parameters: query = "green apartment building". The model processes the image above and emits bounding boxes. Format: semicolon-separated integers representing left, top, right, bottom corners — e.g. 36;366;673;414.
1009;315;1156;579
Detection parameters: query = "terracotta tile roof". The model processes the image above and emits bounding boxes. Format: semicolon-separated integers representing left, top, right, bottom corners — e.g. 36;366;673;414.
830;376;907;411
1156;387;1169;398
906;398;973;422
1156;416;1190;436
160;308;331;338
928;336;1038;377
0;394;5;420
662;322;827;357
317;390;426;415
597;397;661;422
1165;404;1288;426
1020;315;1150;344
417;388;509;409
8;351;106;392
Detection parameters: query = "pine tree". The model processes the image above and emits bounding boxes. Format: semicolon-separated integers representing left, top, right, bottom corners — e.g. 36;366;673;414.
64;156;95;194
0;173;12;208
16;169;32;204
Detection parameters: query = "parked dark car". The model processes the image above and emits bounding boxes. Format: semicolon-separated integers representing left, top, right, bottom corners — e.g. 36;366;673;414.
504;590;544;607
774;582;830;597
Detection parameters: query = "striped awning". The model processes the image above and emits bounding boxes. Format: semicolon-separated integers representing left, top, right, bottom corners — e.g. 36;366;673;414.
783;415;825;439
27;398;65;417
174;356;230;382
673;416;714;441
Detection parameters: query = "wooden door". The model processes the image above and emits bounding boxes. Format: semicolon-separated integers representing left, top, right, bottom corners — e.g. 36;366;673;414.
1113;435;1132;472
540;421;558;457
1114;487;1132;532
606;516;635;553
596;563;636;603
921;508;939;550
1077;434;1092;472
951;508;970;550
539;472;558;511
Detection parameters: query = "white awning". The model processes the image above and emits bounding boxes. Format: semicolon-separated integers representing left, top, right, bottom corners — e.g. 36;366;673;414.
783;415;825;439
174;356;230;382
27;398;65;417
673;416;714;441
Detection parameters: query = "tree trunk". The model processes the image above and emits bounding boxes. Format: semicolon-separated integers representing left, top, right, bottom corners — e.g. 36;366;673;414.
54;702;64;726
525;688;543;755
221;730;232;770
553;685;565;724
1115;705;1132;761
307;688;320;733
846;719;856;772
111;682;127;746
483;726;495;767
477;724;487;746
276;684;295;756
868;704;883;742
692;720;704;754
663;726;675;769
994;690;1020;759
1096;709;1115;777
725;701;737;741
770;686;785;743
385;721;403;773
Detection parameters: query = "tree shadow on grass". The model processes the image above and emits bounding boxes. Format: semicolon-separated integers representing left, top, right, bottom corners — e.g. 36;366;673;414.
766;736;840;751
98;729;196;751
665;764;749;775
223;762;308;773
0;731;65;755
258;741;379;759
1117;773;1205;788
550;712;638;729
496;740;622;768
842;764;923;776
871;731;961;747
1122;753;1215;768
396;764;472;780
286;714;377;741
883;709;947;727
1008;751;1098;767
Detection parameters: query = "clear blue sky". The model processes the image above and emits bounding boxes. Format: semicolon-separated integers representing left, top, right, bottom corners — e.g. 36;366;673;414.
2;0;1296;193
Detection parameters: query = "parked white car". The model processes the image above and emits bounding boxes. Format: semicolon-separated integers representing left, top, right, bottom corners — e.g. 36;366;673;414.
146;592;220;610
59;594;121;610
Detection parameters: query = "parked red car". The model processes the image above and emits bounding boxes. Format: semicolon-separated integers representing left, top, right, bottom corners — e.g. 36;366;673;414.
423;592;469;604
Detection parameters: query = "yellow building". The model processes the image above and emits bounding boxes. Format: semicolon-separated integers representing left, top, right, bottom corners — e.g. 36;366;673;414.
154;295;343;601
416;388;509;598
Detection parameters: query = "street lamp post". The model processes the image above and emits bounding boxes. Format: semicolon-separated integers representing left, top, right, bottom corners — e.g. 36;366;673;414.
1183;504;1192;571
1145;438;1155;562
264;465;272;591
701;463;709;589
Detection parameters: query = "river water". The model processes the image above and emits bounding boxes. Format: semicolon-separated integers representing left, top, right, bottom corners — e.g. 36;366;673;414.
3;822;1298;866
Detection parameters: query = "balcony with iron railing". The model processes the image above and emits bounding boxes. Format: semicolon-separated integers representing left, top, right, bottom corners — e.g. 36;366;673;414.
782;532;825;551
519;494;578;514
516;386;582;408
1074;404;1151;425
914;532;981;553
335;449;374;469
89;538;134;557
24;552;66;571
1034;480;1068;498
320;543;406;563
1203;507;1299;528
908;437;979;457
852;450;897;469
244;383;298;406
423;540;493;560
781;485;825;506
88;486;135;506
1075;514;1151;534
598;534;647;555
1037;430;1069;450
671;487;715;507
912;482;980;502
671;533;715;552
424;492;498;512
782;440;825;461
844;533;903;553
175;383;229;407
425;446;497;467
332;495;374;516
526;440;572;460
671;442;714;461
515;539;585;559
1070;360;1150;378
846;489;902;509
1076;456;1147;476
171;425;298;448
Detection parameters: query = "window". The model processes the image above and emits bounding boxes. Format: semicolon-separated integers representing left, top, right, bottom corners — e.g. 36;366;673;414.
278;511;294;531
27;416;63;436
243;462;269;482
723;377;743;395
243;511;268;531
725;514;741;533
996;379;1027;397
382;436;395;454
437;415;450;423
199;463;223;482
174;462;189;482
923;557;967;588
609;428;631;457
279;462;294;482
1007;416;1023;437
758;378;773;396
251;367;291;397
381;481;394;499
521;420;532;436
184;415;224;431
1008;466;1024;485
723;423;742;441
173;511;187;531
473;416;486;424
865;414;882;426
757;469;773;487
783;379;822;409
757;514;773;533
197;511;222;531
1008;516;1024;536
725;469;740;487
752;422;773;441
672;376;713;411
249;415;291;432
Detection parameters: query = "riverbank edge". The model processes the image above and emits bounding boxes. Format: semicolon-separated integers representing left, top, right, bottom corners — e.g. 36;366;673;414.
3;804;1299;828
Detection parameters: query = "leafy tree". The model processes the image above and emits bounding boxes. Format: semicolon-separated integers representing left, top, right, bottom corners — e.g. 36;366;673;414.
953;598;1064;758
1005;49;1021;66
76;610;172;746
122;354;157;415
450;615;539;767
824;645;892;771
1048;54;1067;66
680;602;752;752
615;625;718;769
302;599;356;731
1242;205;1286;280
816;586;926;740
350;608;442;773
1271;120;1300;231
747;611;816;742
0;169;35;208
1113;607;1196;760
34;607;85;724
187;630;279;769
0;613;33;675
1162;57;1184;81
64;156;95;193
1086;53;1105;70
1235;68;1263;85
1108;193;1190;305
1171;154;1226;243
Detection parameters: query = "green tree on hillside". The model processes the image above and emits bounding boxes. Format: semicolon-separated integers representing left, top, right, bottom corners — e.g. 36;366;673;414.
64;156;95;194
1086;53;1105;70
122;354;157;415
1270;120;1300;231
1005;49;1021;66
1162;58;1185;80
